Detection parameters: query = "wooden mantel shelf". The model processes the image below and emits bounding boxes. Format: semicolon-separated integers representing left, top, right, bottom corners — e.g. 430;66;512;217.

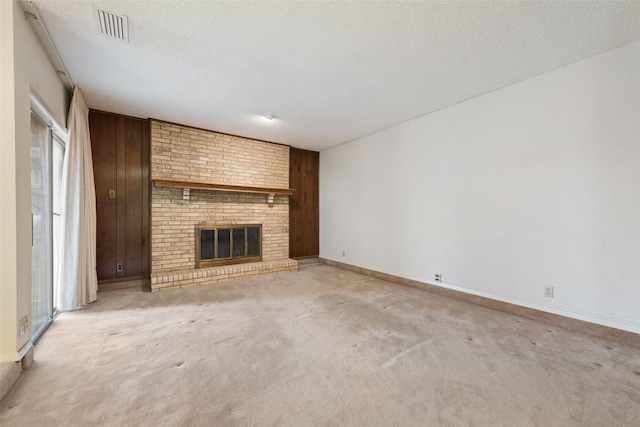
152;179;294;202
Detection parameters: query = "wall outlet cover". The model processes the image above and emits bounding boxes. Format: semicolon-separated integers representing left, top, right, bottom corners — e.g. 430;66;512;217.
18;315;29;337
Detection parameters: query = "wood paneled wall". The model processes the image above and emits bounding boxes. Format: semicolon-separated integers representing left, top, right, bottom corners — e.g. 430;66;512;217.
289;147;319;259
90;110;150;282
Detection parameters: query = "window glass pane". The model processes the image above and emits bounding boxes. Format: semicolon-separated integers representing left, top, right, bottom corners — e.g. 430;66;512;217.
52;139;64;215
52;213;62;312
232;228;245;257
30;112;53;339
247;227;260;256
52;138;64;312
217;229;231;258
200;230;215;260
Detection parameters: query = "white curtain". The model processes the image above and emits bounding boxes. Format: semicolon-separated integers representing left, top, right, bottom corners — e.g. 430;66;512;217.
57;87;98;310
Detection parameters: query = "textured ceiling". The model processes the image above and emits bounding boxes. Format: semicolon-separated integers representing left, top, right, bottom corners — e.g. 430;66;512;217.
31;1;640;151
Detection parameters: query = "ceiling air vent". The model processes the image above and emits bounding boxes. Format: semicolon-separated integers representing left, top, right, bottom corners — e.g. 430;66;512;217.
93;6;129;42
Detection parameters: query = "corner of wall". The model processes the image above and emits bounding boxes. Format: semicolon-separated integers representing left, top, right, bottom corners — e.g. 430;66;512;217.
0;361;22;403
0;0;20;363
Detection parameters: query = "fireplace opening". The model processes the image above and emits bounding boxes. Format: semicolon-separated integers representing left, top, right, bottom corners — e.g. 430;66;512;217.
196;224;262;268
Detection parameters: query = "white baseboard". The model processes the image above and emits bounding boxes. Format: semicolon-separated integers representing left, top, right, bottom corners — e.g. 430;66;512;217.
437;278;640;334
320;258;640;344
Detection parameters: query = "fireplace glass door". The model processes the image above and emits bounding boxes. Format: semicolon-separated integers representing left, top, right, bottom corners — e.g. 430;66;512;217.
196;224;261;267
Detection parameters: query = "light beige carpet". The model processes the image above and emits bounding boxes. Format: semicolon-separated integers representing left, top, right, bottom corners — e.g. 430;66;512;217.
1;264;639;426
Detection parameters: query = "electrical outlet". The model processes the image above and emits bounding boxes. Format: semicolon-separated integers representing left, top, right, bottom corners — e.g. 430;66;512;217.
435;273;442;283
342;250;345;257
544;286;554;298
117;263;124;272
19;315;29;337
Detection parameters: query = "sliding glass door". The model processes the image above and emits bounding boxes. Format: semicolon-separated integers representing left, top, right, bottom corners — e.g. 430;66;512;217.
52;136;64;312
31;111;54;340
30;101;65;343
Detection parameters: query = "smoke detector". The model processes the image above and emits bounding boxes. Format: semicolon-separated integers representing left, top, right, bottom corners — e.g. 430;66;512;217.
93;6;129;42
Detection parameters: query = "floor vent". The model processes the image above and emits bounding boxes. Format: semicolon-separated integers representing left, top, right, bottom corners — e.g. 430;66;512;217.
93;6;129;42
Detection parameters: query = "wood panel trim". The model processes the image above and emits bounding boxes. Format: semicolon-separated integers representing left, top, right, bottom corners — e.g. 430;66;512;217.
152;179;294;195
141;120;150;277
90;110;118;279
90;110;150;281
292;255;320;260
289;147;319;258
319;258;640;349
98;277;149;292
89;109;147;121
115;116;126;279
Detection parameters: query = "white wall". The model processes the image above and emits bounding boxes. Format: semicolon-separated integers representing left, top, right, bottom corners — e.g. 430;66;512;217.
320;40;640;334
0;0;69;362
1;0;20;363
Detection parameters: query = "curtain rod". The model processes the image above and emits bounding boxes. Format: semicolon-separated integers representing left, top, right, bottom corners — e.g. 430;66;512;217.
22;2;75;90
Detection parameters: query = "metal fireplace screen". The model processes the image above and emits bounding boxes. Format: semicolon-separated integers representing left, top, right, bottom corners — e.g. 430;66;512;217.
196;224;262;268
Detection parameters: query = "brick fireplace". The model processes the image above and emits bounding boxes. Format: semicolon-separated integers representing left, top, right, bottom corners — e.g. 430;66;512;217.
149;120;297;291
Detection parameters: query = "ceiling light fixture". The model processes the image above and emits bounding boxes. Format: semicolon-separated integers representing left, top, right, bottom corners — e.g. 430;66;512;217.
263;114;276;120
